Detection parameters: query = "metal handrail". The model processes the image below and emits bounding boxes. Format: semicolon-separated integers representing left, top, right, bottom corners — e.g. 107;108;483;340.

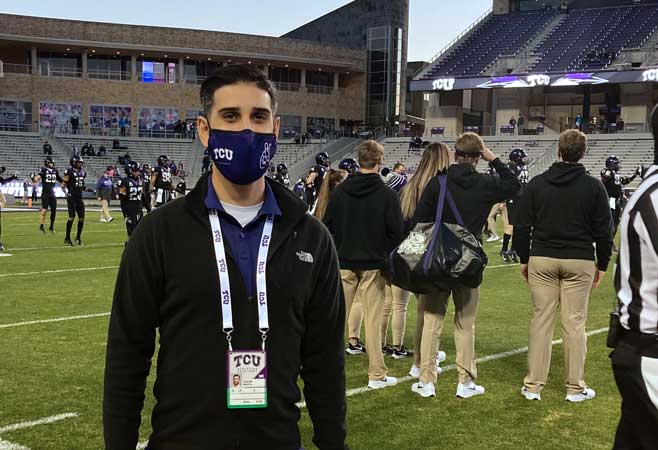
87;69;131;81
306;84;333;95
39;66;82;78
1;63;32;75
273;81;302;92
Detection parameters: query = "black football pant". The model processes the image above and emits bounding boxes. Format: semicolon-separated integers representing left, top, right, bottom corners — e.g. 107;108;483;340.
124;203;143;237
611;340;658;449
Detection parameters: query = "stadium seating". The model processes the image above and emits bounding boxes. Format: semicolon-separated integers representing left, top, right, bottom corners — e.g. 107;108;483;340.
419;4;658;80
528;4;658;73
0;131;60;178
424;10;557;78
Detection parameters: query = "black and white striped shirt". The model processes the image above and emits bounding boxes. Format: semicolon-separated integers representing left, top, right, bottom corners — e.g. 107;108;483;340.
615;165;658;334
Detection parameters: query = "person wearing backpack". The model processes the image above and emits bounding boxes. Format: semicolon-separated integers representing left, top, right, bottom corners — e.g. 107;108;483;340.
409;132;520;398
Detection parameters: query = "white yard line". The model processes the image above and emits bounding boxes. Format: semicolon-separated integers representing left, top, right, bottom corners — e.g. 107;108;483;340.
0;413;79;450
296;327;608;408
0;313;110;330
0;265;119;278
5;243;123;252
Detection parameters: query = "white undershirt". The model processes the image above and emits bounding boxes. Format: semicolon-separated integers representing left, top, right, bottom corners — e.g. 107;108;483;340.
220;201;264;228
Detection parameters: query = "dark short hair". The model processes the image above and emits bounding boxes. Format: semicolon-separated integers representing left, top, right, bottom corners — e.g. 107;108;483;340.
199;64;278;118
393;162;405;171
558;130;587;162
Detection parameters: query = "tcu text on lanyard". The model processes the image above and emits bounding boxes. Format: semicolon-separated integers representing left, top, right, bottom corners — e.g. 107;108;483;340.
208;209;273;351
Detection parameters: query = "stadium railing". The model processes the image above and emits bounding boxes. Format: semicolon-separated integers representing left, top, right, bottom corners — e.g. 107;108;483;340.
1;63;32;75
306;84;333;95
273;82;302;92
87;69;132;81
39;66;83;78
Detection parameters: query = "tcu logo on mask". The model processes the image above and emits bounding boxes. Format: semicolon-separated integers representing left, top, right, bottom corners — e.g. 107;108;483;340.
259;143;272;169
213;148;234;161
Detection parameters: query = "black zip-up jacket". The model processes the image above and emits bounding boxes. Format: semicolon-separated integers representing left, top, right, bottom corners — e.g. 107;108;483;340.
514;162;613;271
103;175;347;450
410;158;521;240
322;172;404;270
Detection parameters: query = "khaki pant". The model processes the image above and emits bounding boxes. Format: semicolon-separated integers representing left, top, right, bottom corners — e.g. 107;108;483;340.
487;203;502;235
347;294;363;343
417;287;480;384
341;269;388;380
501;203;513;235
99;199;112;221
524;257;596;395
381;285;412;347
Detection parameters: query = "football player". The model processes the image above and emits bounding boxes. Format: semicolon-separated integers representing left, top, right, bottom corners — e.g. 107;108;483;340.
338;158;359;176
304;152;330;208
600;155;639;243
271;163;291;188
61;156;88;246
150;154;174;208
37;156;63;234
118;160;144;239
0;165;18;252
502;148;529;263
141;163;152;214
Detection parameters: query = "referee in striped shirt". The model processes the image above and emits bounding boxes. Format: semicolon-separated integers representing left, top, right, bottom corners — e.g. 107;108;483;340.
611;105;658;449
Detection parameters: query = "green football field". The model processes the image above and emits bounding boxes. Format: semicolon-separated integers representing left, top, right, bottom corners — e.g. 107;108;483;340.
0;209;622;450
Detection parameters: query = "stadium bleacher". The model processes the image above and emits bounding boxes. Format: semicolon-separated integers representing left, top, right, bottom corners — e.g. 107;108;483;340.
419;3;658;80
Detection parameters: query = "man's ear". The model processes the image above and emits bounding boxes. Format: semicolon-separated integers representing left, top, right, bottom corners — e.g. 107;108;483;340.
198;115;210;148
273;116;281;138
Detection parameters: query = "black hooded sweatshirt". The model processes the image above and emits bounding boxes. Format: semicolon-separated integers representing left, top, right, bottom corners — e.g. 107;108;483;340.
323;172;405;270
514;162;613;271
411;158;521;240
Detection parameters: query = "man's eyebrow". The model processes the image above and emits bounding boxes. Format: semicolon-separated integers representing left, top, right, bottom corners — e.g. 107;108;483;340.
217;107;240;114
251;107;271;115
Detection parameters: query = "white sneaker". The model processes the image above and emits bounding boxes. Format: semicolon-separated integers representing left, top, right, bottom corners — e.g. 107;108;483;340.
100;218;107;223
521;387;541;401
108;217;115;223
456;381;485;398
408;364;420;379
566;388;596;403
436;350;446;364
368;376;398;390
486;234;500;242
412;381;436;398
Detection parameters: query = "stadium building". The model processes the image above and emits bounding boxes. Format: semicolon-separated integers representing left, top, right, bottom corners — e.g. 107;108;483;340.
412;0;658;138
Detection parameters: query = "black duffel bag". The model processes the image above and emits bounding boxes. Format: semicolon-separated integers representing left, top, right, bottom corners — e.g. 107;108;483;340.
386;175;487;293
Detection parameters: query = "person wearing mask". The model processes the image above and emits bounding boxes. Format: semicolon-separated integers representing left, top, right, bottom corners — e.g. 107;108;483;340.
409;132;521;398
96;171;115;223
323;140;405;389
514;130;613;402
610;105;658;449
104;64;348;450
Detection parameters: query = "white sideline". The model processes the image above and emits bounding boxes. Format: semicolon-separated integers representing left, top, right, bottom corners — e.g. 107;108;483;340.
0;413;79;450
0;266;119;278
6;243;124;252
295;327;608;408
0;313;110;330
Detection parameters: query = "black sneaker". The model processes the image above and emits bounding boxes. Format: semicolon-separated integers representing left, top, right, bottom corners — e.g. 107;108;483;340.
509;250;519;263
75;238;84;246
64;238;74;246
39;224;46;234
500;251;511;263
392;345;414;360
382;344;394;356
346;340;367;355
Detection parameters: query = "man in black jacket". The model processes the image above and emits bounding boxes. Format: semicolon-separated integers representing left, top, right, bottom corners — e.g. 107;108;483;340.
323;140;405;390
409;132;520;398
104;64;347;450
514;129;612;402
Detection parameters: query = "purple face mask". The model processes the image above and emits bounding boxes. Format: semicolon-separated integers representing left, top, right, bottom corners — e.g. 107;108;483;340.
207;129;277;185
